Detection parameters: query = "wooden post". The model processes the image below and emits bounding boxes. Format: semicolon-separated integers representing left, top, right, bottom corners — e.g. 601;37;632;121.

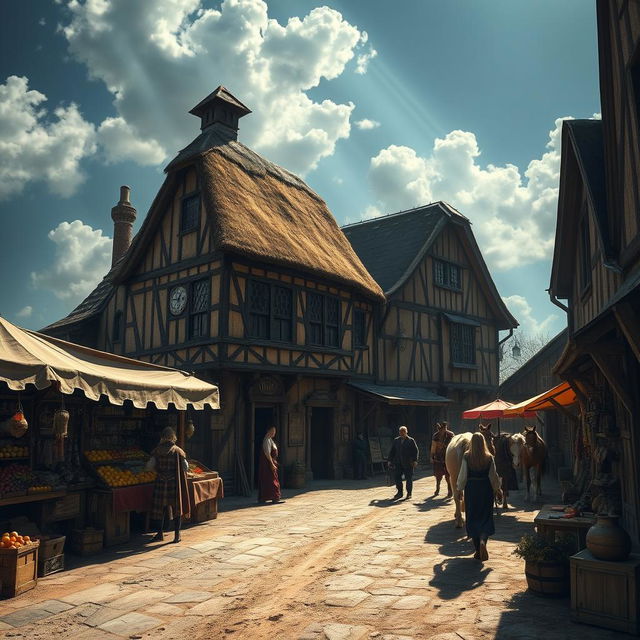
178;412;186;449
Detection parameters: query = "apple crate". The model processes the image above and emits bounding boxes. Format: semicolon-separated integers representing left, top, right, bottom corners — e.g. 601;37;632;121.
0;541;39;598
70;529;103;556
37;535;65;577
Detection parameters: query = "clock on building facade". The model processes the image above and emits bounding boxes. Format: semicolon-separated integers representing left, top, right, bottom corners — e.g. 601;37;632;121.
169;285;187;316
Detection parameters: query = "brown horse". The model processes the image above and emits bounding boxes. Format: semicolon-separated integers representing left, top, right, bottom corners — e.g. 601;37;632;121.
522;425;547;501
444;423;499;528
477;423;526;509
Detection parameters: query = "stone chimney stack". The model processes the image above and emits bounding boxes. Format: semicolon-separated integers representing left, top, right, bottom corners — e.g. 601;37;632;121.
111;185;136;266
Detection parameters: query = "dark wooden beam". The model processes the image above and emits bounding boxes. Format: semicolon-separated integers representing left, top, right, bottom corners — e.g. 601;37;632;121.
590;350;633;413
613;301;640;363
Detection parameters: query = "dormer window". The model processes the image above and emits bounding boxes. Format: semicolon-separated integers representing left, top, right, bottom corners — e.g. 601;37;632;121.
181;194;200;233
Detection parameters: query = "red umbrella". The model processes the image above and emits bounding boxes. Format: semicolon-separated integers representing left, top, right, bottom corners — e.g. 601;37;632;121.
462;398;536;420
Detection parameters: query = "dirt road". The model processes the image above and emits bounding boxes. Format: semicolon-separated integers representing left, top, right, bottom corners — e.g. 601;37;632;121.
0;475;620;639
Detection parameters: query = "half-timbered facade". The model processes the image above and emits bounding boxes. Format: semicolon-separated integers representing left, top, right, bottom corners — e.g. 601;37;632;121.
343;203;518;453
44;87;385;492
550;0;640;541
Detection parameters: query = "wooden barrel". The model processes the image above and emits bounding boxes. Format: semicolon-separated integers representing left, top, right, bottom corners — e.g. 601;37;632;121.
525;560;569;597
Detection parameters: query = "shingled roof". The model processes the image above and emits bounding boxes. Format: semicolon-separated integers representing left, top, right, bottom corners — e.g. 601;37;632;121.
343;202;517;330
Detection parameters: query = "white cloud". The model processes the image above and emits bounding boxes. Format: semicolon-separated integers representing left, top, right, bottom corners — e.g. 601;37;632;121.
355;118;380;130
0;75;96;199
502;294;557;335
16;306;33;318
366;117;581;270
97;117;166;165
356;48;377;74
31;220;112;301
60;0;374;175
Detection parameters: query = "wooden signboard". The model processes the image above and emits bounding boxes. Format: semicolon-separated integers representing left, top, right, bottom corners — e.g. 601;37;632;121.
379;437;393;460
369;438;383;463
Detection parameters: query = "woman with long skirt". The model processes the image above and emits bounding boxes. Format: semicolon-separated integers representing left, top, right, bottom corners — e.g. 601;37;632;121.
456;432;502;560
258;426;282;504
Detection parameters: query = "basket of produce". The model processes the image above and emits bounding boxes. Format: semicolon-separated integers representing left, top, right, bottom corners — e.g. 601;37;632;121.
187;460;218;480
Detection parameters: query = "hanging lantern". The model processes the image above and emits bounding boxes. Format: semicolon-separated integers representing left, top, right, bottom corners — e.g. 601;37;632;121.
185;418;195;439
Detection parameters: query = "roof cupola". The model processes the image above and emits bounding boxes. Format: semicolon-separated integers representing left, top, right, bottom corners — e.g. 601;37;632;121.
189;86;251;142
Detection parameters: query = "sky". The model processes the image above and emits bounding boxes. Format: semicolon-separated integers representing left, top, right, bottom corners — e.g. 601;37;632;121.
0;0;600;342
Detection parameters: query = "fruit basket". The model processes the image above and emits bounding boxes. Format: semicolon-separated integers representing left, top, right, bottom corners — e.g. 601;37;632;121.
0;445;29;460
0;464;36;499
187;459;218;480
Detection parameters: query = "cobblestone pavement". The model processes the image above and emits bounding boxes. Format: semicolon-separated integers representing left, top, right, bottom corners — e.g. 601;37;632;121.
0;473;623;639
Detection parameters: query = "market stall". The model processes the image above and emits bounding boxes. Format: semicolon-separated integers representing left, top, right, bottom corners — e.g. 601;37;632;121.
0;317;220;596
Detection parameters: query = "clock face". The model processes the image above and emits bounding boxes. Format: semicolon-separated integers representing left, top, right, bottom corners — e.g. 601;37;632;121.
169;286;187;316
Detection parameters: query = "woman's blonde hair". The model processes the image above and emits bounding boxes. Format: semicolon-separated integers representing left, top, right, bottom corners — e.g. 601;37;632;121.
466;432;493;470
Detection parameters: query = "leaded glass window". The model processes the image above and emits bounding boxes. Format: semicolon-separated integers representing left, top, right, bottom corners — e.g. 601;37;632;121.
451;323;475;365
353;309;367;347
189;278;209;339
248;280;270;340
272;286;293;342
307;292;323;346
434;259;462;291
181;194;200;233
325;297;340;347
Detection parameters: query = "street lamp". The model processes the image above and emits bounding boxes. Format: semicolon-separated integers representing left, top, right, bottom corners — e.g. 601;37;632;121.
512;342;521;359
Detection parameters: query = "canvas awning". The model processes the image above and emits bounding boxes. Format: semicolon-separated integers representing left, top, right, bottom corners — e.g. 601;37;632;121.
348;382;451;406
503;381;576;416
462;398;536;419
0;317;219;410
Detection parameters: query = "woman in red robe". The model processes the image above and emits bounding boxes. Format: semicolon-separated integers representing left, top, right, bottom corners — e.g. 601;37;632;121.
258;426;282;503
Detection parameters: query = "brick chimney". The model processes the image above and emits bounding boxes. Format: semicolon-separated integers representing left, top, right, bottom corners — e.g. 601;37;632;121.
111;185;136;266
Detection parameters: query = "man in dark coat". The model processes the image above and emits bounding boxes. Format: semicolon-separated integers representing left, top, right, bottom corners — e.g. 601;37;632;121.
387;426;419;500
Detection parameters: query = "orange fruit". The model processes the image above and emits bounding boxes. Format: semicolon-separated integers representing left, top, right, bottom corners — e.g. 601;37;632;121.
23;535;30;542
10;531;18;537
16;536;23;544
2;540;11;548
10;536;16;542
14;542;21;548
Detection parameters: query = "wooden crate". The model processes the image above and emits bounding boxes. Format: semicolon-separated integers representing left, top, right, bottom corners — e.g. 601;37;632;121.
571;549;640;634
38;553;64;577
70;529;103;556
43;493;81;522
191;498;218;523
39;535;65;559
89;492;130;547
0;542;39;598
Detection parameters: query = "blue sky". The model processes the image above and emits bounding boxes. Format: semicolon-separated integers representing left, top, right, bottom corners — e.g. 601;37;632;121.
0;0;599;340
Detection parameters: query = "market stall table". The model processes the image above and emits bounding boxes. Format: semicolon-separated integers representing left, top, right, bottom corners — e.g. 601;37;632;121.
187;474;223;523
535;504;596;553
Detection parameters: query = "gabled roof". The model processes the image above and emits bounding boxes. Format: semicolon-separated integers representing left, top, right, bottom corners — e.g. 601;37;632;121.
44;110;385;333
551;119;613;297
189;85;252;119
342;202;517;329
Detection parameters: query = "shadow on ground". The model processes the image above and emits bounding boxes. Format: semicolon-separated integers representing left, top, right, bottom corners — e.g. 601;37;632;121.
429;557;492;599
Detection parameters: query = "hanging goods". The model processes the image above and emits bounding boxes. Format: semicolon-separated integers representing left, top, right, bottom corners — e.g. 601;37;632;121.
7;396;28;438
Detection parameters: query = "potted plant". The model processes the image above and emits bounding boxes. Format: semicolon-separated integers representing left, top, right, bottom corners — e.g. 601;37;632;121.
514;533;573;597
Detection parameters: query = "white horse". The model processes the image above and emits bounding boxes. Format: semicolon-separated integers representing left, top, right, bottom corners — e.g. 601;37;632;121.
445;429;525;527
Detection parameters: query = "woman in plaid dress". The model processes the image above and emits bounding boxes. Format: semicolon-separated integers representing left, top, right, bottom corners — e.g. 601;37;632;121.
148;427;189;543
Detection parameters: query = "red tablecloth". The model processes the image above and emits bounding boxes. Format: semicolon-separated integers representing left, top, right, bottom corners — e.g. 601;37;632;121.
112;484;154;513
188;476;224;507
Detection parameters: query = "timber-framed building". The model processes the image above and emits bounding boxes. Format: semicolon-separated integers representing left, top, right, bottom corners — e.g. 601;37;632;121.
550;0;640;540
44;86;517;491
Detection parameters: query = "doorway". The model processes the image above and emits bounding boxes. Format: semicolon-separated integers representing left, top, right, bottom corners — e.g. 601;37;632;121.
310;407;333;479
254;406;275;487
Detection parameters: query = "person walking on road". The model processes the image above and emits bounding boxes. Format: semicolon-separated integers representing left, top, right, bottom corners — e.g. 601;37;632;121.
258;426;282;504
456;432;502;561
387;426;419;500
431;421;454;497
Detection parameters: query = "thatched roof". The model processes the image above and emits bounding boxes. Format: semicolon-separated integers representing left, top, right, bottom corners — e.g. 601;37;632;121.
44;115;384;334
196;146;383;300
